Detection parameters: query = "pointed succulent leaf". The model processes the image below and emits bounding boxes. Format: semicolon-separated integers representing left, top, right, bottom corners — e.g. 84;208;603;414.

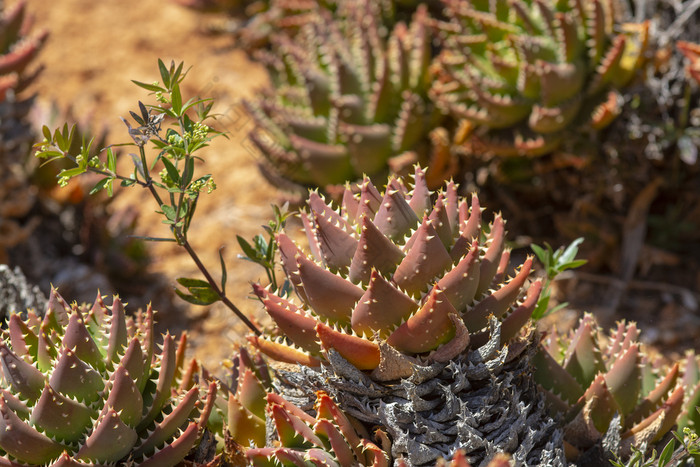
561;314;606;389
625;363;679;428
387;286;457;354
75;408;138;463
0;341;44;402
137;422;200;467
249;335;322;367
436;240;481;311
30;384;95;443
604;343;641;417
102;365;143;427
49;348;104;404
316;323;380;370
475;215;505;297
351;270;418;338
0;397;64;465
270;402;325;449
297;254;364;324
253;283;321;354
373;180;420;242
348;215;405;285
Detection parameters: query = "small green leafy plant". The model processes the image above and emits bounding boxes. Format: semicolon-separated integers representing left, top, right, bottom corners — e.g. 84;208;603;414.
236;202;293;296
530;237;587;320
610;425;700;467
34;59;260;335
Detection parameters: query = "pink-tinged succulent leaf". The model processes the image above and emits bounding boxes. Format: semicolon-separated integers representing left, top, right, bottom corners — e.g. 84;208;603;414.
489;250;511;293
289;135;352;186
268;392;316;426
533;347;584;405
589;90;622;130
564;374;618;449
228;394;266;448
102;365;143;428
249;335;322;367
587;34;626;96
133;386;200;457
538;61;585;108
315;391;366;461
621;386;685;455
106;296;128;363
44;287;70;330
562;314;605;389
394;216;452;297
246;446;278;467
121;338;148;393
8;313;35;359
0;0;27;52
308;192;358;272
0;388;28;418
387;286;457;354
475;215;505;297
29;384;95;444
137;333;178;431
372;180;420;242
277;233;309;303
253;283;321;354
297;254;364;324
237;368;268;419
0;29;46;75
137;421;200;467
356;177;383;222
604;343;641;417
500;279;542;344
62;311;103;371
342;187;360;222
351;270;419;338
36;320;57;373
444;181;459;237
301;210;324;262
465;257;533;332
0;396;64;464
528;96;582;134
49;348;104;404
314;419;355;465
436;239;481;311
316;322;380;370
451;195;481;261
606;320;639;361
270;402;325;449
75;408;138;463
341;123;393;175
625;363;679;428
408;166;432;218
348;214;405;285
306;448;341;466
360;439;390;467
427;194;454;249
47;452;95;467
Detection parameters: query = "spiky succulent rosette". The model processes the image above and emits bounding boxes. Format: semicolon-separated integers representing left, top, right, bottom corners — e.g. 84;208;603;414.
534;313;685;463
245;390;391;466
243;0;438;190
430;0;649;156
0;288;216;466
249;166;565;465
0;0;48;257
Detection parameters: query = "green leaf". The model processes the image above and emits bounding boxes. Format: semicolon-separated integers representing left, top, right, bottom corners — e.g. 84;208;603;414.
36;150;64;160
158;59;170;89
557;259;588;271
659;438;676;467
171;82;182;116
175;289;217;306
161;204;177;221
237;235;262;263
121;178;137;187
89;178;110;195
59;166;86;179
131;80;165;92
219;247;227;295
183;157;194;187
173;61;184;84
559;237;584;264
176;277;210;288
107;148;116;173
161;156;180;184
42;125;52;141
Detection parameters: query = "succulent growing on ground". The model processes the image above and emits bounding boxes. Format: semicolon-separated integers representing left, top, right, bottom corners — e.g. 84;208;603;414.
534;314;685;463
0;287;216;465
0;0;47;261
244;0;437;190
248;166;565;465
430;0;649;156
246;390;391;466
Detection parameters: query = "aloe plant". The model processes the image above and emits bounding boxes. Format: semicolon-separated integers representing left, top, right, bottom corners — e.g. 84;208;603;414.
244;0;438;190
0;287;216;465
535;314;685;463
248;166;565;465
430;0;650;156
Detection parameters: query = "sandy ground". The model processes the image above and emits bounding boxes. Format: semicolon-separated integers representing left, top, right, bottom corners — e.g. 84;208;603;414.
23;0;279;370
